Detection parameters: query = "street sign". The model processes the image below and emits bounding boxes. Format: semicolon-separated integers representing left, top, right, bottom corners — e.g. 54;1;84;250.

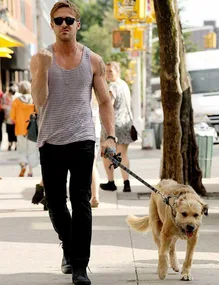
112;30;131;48
114;0;147;21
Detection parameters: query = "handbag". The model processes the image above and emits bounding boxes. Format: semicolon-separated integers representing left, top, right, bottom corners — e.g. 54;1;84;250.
124;94;138;142
130;124;138;141
26;106;38;142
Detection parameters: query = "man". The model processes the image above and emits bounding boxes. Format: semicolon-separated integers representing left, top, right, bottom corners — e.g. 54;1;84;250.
30;1;117;284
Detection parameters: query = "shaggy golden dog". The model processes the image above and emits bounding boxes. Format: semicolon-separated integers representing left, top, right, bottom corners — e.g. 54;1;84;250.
126;179;208;281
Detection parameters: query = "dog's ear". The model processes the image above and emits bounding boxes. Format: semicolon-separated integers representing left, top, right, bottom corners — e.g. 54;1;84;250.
202;204;209;216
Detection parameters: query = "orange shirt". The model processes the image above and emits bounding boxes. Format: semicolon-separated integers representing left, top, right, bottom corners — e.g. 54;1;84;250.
10;98;35;136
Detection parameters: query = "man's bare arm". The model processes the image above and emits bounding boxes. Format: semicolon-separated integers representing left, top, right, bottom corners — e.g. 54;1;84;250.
30;50;53;107
91;54;115;137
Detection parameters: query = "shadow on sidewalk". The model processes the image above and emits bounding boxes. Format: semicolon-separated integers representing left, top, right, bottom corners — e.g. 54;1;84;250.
0;271;139;285
0;273;71;285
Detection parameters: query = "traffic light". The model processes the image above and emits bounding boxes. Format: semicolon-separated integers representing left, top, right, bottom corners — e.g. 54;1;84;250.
112;30;131;48
204;32;217;49
114;0;147;21
132;28;144;49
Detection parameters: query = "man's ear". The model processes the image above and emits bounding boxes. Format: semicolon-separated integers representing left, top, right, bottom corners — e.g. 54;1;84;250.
77;21;81;30
51;22;54;30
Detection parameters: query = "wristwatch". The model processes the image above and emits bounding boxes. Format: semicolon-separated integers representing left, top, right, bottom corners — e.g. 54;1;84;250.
107;135;118;143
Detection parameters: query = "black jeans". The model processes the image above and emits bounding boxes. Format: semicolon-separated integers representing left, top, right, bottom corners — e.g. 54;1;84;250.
39;140;95;268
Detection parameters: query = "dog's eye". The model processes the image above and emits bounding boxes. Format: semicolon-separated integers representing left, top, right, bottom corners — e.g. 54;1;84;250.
193;213;199;218
181;212;187;217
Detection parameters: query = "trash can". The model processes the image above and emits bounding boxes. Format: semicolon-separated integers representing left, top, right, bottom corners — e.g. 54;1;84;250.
196;135;213;178
194;122;215;178
151;122;163;149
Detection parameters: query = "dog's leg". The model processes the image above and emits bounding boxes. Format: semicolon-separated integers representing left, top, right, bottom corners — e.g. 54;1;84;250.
158;232;172;280
181;235;198;281
150;197;162;249
169;237;180;272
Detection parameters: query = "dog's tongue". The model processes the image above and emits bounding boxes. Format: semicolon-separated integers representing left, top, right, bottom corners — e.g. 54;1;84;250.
186;231;193;238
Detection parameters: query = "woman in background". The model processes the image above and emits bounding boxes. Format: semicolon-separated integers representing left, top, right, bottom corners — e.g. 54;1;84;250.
10;81;39;177
2;85;17;151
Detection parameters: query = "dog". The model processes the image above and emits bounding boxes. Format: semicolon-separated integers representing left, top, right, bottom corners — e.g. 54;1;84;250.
126;179;208;281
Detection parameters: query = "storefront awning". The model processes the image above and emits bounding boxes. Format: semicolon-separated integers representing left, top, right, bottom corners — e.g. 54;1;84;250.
0;47;14;54
0;33;24;48
0;52;12;58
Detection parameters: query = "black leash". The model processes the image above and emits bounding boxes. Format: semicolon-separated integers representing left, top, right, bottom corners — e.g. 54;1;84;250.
104;150;173;207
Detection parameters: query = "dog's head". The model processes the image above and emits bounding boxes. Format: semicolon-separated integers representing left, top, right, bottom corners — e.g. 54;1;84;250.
173;193;208;238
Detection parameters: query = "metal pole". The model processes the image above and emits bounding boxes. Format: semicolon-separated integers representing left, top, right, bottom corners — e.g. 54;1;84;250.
142;50;146;120
132;56;142;132
144;23;153;129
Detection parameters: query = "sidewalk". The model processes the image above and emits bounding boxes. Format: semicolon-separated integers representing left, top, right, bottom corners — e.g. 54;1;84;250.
0;175;219;285
0;138;219;284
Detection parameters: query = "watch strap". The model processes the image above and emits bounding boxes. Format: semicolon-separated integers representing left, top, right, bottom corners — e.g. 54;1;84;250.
107;136;117;143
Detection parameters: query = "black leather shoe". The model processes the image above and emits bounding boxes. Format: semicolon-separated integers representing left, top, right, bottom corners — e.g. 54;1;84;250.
61;254;72;274
100;181;117;191
72;267;91;284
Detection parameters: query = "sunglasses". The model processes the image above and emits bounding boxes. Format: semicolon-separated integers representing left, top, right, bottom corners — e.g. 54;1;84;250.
53;17;76;26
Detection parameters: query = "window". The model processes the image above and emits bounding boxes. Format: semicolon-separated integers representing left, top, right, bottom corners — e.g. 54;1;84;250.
189;69;219;94
10;0;13;15
20;0;26;25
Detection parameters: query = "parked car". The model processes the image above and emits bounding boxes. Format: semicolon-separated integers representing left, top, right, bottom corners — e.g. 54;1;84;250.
150;50;219;148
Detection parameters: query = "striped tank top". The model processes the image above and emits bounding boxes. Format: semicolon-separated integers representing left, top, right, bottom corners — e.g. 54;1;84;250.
37;45;95;148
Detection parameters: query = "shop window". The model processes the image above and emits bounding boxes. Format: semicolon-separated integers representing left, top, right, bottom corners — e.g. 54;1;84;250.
20;0;26;25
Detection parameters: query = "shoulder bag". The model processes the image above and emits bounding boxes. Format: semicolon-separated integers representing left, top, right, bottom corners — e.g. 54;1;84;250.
26;105;38;142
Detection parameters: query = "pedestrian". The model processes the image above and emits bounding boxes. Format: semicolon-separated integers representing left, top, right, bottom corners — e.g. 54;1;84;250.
2;85;17;151
0;90;4;151
10;81;39;177
30;1;116;284
90;93;101;208
100;61;134;193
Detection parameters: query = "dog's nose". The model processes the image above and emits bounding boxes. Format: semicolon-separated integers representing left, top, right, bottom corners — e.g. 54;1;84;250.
186;224;195;232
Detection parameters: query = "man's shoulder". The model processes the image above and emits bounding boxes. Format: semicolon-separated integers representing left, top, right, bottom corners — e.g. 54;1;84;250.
89;49;103;63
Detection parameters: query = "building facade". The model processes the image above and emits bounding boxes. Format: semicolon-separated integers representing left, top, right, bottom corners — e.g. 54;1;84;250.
36;0;56;51
0;0;38;90
0;0;57;91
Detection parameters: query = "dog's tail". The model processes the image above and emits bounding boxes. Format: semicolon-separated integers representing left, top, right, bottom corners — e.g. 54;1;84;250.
126;215;150;232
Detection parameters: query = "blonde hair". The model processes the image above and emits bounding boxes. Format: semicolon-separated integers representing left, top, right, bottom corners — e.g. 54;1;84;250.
18;81;31;94
106;61;121;75
50;0;80;21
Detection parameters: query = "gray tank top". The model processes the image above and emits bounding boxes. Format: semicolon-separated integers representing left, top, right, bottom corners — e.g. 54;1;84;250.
37;45;95;148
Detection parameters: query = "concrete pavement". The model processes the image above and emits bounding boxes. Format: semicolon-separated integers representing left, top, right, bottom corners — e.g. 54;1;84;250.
0;135;219;284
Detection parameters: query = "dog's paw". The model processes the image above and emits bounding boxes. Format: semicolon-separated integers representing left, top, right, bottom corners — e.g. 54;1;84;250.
158;266;168;280
180;273;193;281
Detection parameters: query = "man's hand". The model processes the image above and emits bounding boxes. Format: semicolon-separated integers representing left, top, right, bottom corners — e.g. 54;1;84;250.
30;49;53;74
30;50;52;107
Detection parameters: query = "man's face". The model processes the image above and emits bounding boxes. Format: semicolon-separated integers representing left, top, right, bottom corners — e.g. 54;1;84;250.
106;65;119;82
51;7;80;42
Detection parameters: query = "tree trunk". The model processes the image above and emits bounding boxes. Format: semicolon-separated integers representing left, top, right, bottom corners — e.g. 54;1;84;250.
154;0;206;195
